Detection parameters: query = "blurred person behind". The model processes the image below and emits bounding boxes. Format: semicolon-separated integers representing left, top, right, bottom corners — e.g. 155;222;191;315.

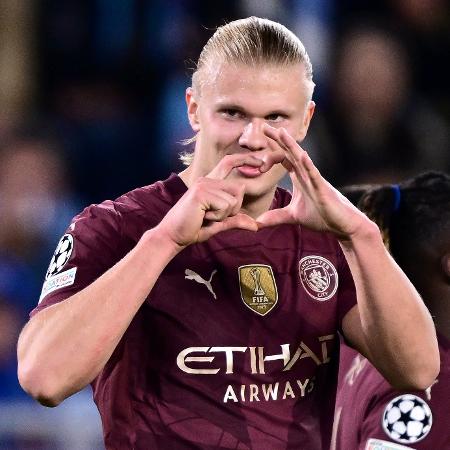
0;132;82;280
389;0;450;121
0;132;104;448
0;294;22;399
306;24;449;186
0;131;82;397
331;0;450;120
333;171;450;449
156;0;242;168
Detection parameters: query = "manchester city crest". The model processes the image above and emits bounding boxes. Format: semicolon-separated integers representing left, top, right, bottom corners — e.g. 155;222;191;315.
299;255;338;301
238;264;278;316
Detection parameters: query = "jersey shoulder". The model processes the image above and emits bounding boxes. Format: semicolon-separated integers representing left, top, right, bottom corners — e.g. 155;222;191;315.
33;174;185;314
105;173;185;227
349;339;450;449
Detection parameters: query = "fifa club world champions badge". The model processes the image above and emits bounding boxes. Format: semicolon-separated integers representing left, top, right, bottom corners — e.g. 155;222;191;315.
238;264;278;316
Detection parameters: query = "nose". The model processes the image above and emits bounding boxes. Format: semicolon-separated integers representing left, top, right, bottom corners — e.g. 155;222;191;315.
238;120;267;151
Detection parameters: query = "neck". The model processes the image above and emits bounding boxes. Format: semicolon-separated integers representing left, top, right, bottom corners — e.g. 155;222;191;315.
240;188;277;219
178;165;196;187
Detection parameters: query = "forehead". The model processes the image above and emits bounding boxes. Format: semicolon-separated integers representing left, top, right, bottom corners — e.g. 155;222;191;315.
199;63;310;111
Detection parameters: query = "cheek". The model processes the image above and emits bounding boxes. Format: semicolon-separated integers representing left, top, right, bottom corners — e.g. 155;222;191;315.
207;121;243;146
285;122;305;142
202;109;241;135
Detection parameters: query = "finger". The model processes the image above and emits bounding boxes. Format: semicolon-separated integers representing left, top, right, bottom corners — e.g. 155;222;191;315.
199;213;258;241
196;177;245;201
259;147;286;173
277;128;327;192
207;154;263;180
200;179;245;216
278;128;309;168
263;123;284;145
214;180;245;214
202;191;239;221
265;136;295;172
277;128;318;188
222;213;259;232
296;143;323;190
263;125;303;172
256;207;294;229
229;182;245;216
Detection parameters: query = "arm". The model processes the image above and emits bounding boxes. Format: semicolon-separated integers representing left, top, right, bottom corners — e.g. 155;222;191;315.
18;229;180;406
258;125;439;390
18;154;266;407
340;228;438;390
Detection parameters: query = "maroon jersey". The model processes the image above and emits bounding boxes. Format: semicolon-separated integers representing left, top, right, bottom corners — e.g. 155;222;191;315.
333;335;450;450
33;174;357;449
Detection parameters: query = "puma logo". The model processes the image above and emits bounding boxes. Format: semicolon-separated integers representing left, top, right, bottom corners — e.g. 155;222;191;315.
185;269;218;300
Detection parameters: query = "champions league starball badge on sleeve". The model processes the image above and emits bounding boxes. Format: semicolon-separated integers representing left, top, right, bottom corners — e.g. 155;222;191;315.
39;233;77;304
45;234;74;279
382;394;432;445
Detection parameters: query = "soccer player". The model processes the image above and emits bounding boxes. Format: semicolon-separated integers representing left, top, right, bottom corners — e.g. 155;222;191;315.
17;17;439;449
333;172;449;450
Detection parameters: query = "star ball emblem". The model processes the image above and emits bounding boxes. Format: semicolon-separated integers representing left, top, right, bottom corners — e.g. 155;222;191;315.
45;234;74;279
382;394;432;444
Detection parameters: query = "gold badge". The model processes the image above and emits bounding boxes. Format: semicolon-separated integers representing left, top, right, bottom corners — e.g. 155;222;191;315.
238;264;278;316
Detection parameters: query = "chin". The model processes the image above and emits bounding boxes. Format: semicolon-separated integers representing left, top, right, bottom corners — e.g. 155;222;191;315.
241;176;278;198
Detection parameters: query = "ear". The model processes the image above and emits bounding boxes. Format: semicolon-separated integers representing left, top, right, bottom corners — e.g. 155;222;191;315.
186;87;200;132
441;253;450;279
297;100;315;142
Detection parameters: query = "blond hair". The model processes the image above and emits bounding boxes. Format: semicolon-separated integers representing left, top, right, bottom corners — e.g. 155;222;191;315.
180;16;314;166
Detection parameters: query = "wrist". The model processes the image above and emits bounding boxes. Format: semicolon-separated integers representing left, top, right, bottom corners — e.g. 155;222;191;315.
338;220;382;250
140;227;186;258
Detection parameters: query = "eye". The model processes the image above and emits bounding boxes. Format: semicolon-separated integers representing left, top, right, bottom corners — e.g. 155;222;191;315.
265;113;286;123
221;109;245;119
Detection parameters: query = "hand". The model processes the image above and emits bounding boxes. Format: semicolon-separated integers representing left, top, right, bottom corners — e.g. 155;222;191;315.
256;125;372;240
157;152;282;248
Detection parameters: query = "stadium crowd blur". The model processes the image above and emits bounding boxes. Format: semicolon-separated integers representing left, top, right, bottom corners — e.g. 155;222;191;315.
0;0;449;448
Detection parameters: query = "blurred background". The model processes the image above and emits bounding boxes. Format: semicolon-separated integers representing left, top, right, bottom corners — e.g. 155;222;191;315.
0;0;448;448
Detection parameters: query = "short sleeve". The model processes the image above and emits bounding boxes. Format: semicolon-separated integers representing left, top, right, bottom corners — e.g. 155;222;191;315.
30;201;125;317
336;248;357;330
358;386;448;450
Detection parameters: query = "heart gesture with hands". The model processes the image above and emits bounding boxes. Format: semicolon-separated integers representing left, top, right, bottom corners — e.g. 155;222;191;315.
157;151;284;248
157;125;373;250
257;125;372;241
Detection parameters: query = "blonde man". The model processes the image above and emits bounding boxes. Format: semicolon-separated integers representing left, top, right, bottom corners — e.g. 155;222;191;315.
18;17;438;449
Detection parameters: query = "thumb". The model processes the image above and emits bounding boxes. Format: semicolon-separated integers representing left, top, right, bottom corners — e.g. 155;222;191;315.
256;207;293;229
223;213;259;232
198;213;258;241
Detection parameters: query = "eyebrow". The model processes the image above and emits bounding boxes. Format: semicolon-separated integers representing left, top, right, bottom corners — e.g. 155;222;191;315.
215;102;246;111
215;102;292;117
